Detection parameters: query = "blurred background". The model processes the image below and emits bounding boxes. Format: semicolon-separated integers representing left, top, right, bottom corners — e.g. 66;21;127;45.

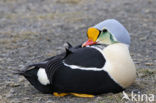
0;0;155;103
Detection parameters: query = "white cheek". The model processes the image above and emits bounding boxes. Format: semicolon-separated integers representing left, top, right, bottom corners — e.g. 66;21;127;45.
37;68;50;85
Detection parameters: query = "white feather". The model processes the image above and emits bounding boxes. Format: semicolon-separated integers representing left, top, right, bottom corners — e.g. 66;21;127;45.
37;68;50;85
63;62;103;71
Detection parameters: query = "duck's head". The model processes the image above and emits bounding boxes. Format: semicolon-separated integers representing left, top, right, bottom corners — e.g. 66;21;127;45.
82;19;130;47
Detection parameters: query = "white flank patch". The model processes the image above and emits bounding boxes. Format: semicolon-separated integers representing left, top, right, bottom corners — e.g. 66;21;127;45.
37;68;50;85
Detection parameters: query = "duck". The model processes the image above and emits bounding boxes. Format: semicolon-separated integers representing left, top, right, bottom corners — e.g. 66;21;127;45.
17;19;136;97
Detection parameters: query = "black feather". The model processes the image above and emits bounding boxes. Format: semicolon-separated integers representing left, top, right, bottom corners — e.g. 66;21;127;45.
66;42;72;49
64;47;105;68
64;48;72;58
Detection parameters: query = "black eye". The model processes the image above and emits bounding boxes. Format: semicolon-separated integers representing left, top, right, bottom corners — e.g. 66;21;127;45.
102;29;107;32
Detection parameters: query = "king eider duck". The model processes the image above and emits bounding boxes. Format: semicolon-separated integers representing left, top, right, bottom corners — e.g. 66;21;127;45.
17;19;136;97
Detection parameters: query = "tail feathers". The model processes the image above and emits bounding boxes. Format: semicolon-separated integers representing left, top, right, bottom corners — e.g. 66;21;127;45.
14;70;25;75
15;61;47;75
14;65;36;76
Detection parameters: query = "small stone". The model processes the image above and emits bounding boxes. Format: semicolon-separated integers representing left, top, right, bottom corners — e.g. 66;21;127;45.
23;97;30;100
9;83;20;87
46;100;55;103
5;88;15;98
145;62;153;66
18;77;25;82
10;98;21;103
0;95;2;100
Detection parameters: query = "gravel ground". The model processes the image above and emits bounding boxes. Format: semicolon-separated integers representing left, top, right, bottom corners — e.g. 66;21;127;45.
0;0;156;103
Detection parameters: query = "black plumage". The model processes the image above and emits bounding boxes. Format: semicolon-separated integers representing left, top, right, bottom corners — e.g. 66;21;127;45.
18;43;124;95
64;47;105;68
52;66;124;95
18;66;53;94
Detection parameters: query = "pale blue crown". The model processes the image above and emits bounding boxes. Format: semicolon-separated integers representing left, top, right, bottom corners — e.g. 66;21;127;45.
94;19;130;45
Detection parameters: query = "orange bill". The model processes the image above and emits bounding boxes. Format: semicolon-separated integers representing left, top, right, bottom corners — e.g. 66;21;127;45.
82;39;97;47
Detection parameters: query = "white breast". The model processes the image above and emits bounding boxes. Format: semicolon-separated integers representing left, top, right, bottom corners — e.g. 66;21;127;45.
102;43;136;88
